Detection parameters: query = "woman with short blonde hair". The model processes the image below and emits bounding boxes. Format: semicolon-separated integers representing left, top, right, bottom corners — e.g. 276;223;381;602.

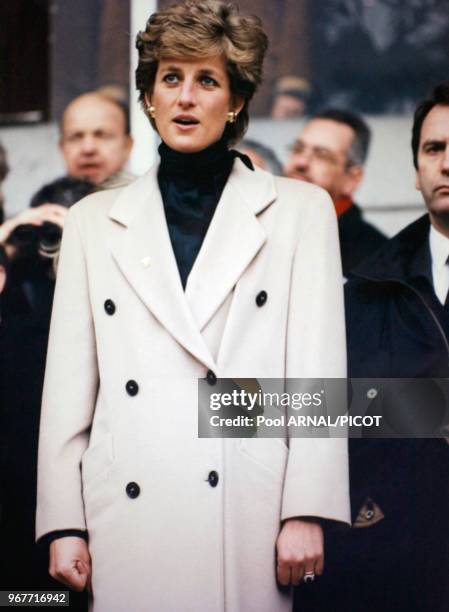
37;2;350;610
136;0;267;144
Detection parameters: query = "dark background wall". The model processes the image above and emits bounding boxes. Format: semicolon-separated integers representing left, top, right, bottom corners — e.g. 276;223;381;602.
50;0;130;120
2;1;449;124
0;0;130;125
0;0;49;122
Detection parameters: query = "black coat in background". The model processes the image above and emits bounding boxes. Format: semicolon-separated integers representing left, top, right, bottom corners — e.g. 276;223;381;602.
296;214;449;612
0;311;50;588
0;258;54;590
0;267;87;610
338;202;387;277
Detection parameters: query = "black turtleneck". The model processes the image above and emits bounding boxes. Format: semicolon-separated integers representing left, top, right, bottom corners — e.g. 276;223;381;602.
158;138;253;288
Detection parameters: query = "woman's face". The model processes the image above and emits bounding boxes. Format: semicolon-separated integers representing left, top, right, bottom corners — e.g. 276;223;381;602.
148;55;243;153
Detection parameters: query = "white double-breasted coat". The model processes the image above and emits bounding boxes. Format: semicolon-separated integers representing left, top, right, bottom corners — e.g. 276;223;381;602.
36;159;350;612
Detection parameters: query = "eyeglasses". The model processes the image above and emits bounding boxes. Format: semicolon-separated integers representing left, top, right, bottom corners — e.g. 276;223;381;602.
289;141;350;167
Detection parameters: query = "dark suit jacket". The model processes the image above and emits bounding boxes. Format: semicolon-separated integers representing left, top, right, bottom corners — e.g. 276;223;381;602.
296;215;449;612
344;214;449;611
338;202;387;277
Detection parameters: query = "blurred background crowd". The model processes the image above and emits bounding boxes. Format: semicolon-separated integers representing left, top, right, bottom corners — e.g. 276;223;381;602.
2;0;449;230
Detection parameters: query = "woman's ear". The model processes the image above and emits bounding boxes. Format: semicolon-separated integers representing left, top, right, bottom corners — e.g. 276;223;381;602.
144;92;152;107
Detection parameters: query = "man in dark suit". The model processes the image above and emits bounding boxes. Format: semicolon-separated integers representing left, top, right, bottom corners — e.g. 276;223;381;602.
297;82;449;612
284;108;386;277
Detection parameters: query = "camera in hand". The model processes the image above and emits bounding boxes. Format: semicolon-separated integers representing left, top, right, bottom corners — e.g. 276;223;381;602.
9;221;62;253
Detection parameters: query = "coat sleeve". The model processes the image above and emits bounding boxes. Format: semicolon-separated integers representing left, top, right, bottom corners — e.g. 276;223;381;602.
281;187;351;526
36;205;98;540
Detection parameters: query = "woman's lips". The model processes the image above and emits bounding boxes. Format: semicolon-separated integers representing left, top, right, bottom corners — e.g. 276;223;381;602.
173;120;199;132
173;116;200;131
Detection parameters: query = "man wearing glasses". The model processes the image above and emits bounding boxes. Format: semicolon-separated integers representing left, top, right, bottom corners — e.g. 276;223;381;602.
284;109;386;276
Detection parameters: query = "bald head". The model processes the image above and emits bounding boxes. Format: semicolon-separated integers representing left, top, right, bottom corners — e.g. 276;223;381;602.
60;93;133;185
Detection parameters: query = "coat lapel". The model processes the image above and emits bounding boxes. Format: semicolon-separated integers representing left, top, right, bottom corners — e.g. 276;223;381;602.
108;165;217;371
185;160;276;330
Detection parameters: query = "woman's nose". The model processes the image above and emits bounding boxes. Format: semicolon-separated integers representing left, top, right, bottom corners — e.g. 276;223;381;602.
178;79;196;106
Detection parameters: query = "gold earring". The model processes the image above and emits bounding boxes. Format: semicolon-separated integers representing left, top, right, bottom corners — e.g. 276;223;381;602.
147;104;156;119
227;111;236;124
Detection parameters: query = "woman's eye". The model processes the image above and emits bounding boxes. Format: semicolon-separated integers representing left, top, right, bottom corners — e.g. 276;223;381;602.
200;76;217;87
163;74;179;84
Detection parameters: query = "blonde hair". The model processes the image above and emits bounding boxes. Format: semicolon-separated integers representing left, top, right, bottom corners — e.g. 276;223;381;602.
135;0;268;145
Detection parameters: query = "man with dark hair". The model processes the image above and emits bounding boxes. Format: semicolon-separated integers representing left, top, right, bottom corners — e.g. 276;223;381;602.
300;82;449;612
284;108;386;276
30;176;96;210
60;92;133;186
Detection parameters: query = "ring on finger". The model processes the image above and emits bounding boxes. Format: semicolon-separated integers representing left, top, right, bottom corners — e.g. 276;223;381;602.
303;571;316;583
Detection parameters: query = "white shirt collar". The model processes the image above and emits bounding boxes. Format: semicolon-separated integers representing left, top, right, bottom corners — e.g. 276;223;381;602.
429;224;449;304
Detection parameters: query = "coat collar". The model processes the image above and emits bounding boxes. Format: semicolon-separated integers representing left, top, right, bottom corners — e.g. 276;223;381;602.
108;158;276;369
185;160;274;330
108;158;275;225
350;213;431;285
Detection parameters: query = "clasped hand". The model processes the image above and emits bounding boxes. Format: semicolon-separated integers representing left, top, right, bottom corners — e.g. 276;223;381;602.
276;518;324;586
49;537;92;592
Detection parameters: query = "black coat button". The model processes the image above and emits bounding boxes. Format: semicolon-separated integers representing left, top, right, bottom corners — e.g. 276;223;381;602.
256;290;267;307
208;471;219;487
104;299;116;315
206;370;217;386
126;482;140;499
126;380;139;396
